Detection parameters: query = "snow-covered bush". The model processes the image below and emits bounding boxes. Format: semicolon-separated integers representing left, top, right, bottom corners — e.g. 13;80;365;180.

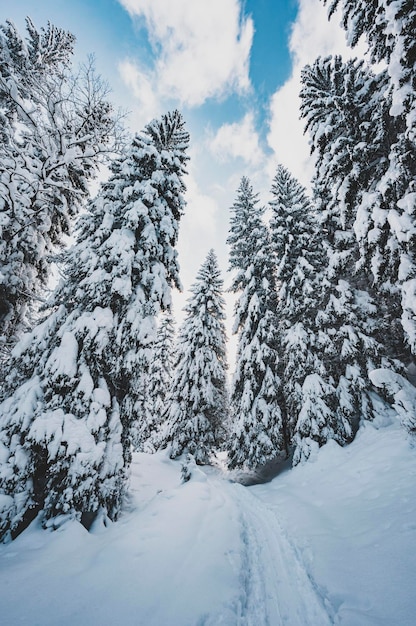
370;369;416;436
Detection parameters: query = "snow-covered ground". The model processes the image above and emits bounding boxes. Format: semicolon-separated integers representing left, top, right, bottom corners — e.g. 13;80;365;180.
1;419;415;626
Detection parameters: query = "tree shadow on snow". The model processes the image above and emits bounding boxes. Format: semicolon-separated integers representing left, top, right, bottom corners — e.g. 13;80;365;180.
226;454;293;486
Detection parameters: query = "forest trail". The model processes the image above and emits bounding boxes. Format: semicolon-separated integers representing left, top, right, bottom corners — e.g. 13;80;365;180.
221;480;334;626
0;454;333;626
1;431;416;626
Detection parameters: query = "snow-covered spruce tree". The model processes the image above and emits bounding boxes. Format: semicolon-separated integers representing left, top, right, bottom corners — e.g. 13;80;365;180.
131;312;176;452
320;1;416;353
227;178;284;470
290;236;401;464
129;346;154;453
163;250;228;464
323;0;415;131
268;165;329;453
293;57;404;463
0;18;124;358
267;165;347;463
0;111;189;541
301;55;408;359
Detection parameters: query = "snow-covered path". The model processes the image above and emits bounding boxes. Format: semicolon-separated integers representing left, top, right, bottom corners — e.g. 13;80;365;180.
0;455;333;626
1;422;415;625
226;481;333;626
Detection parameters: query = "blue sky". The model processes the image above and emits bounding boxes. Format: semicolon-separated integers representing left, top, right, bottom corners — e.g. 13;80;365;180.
3;0;357;342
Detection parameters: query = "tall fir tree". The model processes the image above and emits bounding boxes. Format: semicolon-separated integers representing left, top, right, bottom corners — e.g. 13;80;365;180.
300;55;407;361
0;19;124;358
320;1;416;353
267;165;348;463
294;55;404;462
0;111;189;541
164;250;228;464
129;346;154;453
227;177;284;470
269;165;324;450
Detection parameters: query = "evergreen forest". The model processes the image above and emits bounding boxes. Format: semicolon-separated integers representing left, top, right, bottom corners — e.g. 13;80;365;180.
0;0;415;548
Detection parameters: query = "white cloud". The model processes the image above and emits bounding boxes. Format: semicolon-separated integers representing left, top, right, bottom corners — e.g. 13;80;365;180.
175;142;222;288
118;0;253;107
266;0;366;189
207;112;264;166
118;60;163;129
182;174;218;245
266;71;314;189
289;0;356;66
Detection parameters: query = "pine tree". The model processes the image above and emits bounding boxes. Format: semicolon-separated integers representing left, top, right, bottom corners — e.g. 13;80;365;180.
0;111;189;541
324;0;415;117
227;178;284;470
270;165;314;296
292;374;339;465
269;165;323;447
300;55;408;357
301;54;409;364
129;346;154;453
0;18;124;359
164;250;228;464
131;312;176;452
293;56;405;462
320;1;416;353
299;54;398;319
267;166;345;463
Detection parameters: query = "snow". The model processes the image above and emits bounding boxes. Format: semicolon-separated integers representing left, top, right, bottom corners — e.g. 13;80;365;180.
45;331;79;379
370;369;416;434
0;421;415;625
252;422;416;625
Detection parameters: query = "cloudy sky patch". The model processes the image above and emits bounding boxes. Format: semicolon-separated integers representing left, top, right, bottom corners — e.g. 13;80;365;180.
118;0;254;107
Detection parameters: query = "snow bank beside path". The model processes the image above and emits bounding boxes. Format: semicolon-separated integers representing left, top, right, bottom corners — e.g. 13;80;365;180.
0;452;243;626
251;421;416;626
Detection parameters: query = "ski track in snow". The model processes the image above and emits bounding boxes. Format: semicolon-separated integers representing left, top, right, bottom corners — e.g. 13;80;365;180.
224;481;334;626
112;468;337;626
